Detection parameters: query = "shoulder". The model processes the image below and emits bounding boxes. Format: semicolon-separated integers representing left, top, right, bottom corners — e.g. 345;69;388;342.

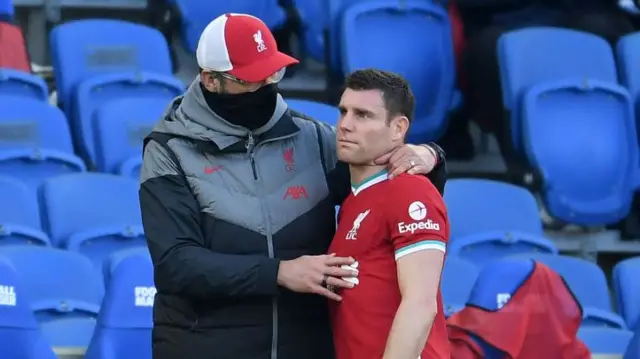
384;174;446;213
387;174;442;198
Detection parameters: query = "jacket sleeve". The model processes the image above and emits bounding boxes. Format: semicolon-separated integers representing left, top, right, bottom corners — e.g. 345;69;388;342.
139;140;280;299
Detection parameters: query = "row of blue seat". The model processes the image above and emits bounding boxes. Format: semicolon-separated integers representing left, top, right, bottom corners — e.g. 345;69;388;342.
0;95;164;182
1;243;638;357
0;174;144;267
458;256;639;356
0;246;153;358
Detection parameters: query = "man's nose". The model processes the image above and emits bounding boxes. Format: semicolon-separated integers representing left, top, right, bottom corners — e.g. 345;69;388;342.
338;114;354;131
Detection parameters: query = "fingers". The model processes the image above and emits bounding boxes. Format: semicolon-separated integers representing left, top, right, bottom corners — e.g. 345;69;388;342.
313;285;343;301
324;266;358;278
325;255;355;267
373;151;393;165
388;160;412;179
325;275;356;289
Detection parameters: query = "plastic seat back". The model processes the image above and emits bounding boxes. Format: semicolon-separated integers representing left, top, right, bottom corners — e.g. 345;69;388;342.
498;28;617;153
0;246;103;321
617;32;640;108
41;173;145;265
0;175;49;246
0;96;85;189
75;72;183;166
341;0;455;142
521;79;637;225
0;0;13;20
173;1;286;52
614;257;640;330
441;256;478;316
94;97;166;175
102;247;151;285
0;22;30;73
49;19;173;110
625;327;640;359
287;99;339;127
0;257;58;359
578;327;633;355
444;179;556;263
86;254;154;359
510;253;625;329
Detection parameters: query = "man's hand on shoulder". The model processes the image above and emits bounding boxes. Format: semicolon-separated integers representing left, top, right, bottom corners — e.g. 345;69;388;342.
374;144;439;179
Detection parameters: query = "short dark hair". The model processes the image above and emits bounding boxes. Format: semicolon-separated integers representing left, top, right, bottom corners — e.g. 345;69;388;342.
344;69;415;123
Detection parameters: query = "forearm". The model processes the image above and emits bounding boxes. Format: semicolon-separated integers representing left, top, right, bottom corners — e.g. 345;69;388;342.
383;300;437;359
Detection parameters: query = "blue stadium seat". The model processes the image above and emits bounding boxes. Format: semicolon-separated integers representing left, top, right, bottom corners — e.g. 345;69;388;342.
287;99;339;126
0;96;86;189
0;257;58;359
341;0;455;142
55;0;145;10
49;19;173;110
86;253;154;359
0;246;103;321
102;247;151;286
509;253;626;329
522;78;637;225
498;27;619;154
0;0;13;19
625;327;640;359
578;327;633;355
617;32;640;110
40;173;145;266
614;257;640;331
465;258;534;311
0;68;48;101
441;256;478;317
296;0;326;63
0;176;49;246
444;179;557;264
173;1;286;52
94;97;166;177
74;72;182;165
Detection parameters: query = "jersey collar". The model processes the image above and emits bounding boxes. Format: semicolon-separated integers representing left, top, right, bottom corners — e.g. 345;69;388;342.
351;169;389;196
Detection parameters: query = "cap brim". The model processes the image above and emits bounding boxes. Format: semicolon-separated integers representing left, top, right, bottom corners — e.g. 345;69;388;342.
228;51;299;83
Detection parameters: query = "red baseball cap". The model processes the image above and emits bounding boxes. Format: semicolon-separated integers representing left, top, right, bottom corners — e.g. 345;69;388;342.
196;13;299;83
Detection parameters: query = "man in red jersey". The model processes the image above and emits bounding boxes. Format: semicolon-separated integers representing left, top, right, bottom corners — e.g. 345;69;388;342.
328;68;450;359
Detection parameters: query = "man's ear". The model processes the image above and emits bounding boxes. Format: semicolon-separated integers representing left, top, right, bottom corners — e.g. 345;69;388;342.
390;115;410;142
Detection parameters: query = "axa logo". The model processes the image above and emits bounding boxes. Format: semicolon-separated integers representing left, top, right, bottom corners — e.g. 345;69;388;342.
346;209;370;240
283;147;295;172
204;165;222;174
284;186;308;200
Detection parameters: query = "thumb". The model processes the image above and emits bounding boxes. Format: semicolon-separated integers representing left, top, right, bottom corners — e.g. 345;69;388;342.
374;151;392;165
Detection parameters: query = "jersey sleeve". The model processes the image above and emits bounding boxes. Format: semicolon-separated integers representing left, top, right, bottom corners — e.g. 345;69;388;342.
387;177;448;261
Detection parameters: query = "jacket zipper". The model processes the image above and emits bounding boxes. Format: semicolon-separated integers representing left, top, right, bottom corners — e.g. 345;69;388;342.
246;131;278;359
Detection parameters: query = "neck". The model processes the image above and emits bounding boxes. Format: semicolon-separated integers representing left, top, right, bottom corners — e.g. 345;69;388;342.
350;164;387;186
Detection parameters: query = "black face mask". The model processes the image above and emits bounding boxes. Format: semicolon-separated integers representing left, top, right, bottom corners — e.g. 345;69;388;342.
201;83;278;130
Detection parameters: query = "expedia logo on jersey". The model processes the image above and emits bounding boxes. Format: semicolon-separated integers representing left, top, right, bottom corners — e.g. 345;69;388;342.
398;200;440;234
398;219;440;234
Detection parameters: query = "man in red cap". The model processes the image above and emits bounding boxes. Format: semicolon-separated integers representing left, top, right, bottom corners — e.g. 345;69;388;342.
140;13;447;359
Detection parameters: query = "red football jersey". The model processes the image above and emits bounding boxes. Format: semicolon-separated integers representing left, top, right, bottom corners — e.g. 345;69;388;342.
328;170;450;359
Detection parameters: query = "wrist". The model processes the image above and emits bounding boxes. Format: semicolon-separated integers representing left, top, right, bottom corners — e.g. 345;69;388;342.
422;144;438;166
276;260;289;286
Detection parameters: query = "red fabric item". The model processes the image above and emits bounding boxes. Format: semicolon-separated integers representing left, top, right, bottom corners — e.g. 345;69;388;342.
447;262;591;359
0;22;30;72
